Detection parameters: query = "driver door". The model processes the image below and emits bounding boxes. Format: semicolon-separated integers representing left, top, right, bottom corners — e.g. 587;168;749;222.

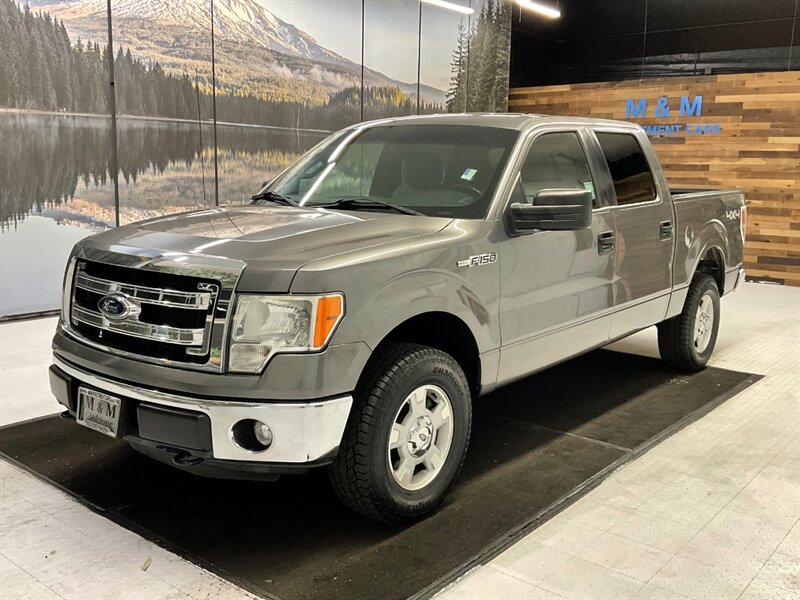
496;129;617;384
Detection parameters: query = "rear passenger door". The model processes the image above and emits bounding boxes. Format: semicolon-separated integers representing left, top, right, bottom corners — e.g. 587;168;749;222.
590;130;675;337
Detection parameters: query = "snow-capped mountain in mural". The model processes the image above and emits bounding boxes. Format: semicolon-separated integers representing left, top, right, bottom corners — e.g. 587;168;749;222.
29;0;352;67
27;0;446;104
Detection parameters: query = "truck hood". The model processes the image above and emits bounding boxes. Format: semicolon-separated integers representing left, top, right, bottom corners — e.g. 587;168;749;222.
79;205;452;292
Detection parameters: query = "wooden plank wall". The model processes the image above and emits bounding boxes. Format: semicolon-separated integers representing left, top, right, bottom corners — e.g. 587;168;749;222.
508;71;800;286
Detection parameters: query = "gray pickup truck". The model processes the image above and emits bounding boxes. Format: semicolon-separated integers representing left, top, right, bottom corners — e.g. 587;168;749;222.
50;114;746;522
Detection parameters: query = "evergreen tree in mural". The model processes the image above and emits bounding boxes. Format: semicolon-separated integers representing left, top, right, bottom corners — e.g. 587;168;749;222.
446;0;511;113
0;1;82;111
446;21;469;112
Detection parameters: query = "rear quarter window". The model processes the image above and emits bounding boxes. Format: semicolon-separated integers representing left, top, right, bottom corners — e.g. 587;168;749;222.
595;132;657;206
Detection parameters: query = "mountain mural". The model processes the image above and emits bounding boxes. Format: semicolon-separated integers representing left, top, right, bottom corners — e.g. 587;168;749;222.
0;0;512;317
0;0;443;132
27;0;447;106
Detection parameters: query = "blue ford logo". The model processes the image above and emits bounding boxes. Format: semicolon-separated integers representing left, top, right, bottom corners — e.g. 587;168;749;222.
98;294;131;320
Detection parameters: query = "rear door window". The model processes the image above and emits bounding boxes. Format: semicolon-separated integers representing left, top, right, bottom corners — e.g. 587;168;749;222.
595;133;657;205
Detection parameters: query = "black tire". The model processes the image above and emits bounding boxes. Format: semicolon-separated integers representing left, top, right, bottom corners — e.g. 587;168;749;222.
329;343;472;523
658;273;721;372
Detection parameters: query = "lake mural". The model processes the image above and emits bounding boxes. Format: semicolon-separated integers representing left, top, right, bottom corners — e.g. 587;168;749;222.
0;112;324;315
0;0;511;316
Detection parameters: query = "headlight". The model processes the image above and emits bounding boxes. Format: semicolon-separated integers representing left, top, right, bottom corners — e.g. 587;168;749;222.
228;293;344;373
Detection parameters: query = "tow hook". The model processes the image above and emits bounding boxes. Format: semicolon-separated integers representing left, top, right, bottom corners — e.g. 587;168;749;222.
173;452;204;466
157;445;205;466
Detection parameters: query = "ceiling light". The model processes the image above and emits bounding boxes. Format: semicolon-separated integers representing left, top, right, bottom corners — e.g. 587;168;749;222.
420;0;475;15
517;0;561;19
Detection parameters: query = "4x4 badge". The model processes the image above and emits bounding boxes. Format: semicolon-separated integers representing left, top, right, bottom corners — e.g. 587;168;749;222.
457;253;497;268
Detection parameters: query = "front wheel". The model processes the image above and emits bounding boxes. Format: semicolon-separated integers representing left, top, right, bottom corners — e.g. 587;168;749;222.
329;343;472;523
658;273;721;372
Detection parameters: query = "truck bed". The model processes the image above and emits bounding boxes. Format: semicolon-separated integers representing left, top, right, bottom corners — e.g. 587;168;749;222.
669;187;746;294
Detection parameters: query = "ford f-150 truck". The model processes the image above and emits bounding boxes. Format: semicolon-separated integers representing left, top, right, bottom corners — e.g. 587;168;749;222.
50;114;746;522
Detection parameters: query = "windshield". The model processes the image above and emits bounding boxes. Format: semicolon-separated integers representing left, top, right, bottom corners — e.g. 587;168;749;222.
263;124;519;219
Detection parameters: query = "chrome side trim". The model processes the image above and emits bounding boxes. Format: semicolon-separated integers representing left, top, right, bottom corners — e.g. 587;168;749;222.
72;305;206;346
75;271;213;309
53;355;353;464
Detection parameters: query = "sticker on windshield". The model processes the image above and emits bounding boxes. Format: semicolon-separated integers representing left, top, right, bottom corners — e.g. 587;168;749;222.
461;168;478;182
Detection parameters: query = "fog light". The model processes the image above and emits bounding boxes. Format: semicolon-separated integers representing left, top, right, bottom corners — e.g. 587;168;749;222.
253;421;273;447
231;419;273;452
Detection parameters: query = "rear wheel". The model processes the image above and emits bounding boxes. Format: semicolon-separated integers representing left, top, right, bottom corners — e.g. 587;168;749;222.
658;273;720;372
329;343;471;523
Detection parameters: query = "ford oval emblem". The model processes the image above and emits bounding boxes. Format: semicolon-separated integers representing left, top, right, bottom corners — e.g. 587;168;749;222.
98;293;131;320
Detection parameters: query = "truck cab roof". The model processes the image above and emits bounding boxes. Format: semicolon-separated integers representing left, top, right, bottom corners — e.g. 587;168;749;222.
359;112;641;132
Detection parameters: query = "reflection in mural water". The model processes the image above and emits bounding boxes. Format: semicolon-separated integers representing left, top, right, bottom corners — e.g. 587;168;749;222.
213;123;325;208
0;112;323;315
0;113;115;229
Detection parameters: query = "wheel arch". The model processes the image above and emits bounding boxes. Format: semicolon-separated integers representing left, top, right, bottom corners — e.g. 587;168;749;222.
693;244;726;294
666;221;727;319
366;311;482;395
676;218;728;294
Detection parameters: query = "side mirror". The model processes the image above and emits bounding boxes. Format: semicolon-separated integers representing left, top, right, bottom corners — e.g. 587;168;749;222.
508;189;593;235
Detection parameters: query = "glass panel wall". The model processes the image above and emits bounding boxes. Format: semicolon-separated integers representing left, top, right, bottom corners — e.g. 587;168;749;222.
213;0;359;204
420;0;464;113
0;0;114;316
111;0;215;224
363;0;421;120
0;0;512;317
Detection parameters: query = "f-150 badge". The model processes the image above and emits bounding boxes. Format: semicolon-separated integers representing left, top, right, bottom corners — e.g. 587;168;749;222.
457;253;497;268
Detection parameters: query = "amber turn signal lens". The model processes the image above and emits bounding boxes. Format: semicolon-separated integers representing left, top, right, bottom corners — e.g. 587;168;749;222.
313;294;344;348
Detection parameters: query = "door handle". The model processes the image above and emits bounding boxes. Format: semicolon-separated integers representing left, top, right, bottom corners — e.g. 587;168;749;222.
660;220;673;240
598;231;615;255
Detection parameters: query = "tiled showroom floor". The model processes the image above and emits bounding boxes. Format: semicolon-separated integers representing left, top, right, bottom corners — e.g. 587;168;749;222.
1;282;798;600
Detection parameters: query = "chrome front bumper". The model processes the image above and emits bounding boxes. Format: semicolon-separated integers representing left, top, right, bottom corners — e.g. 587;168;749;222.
52;355;352;464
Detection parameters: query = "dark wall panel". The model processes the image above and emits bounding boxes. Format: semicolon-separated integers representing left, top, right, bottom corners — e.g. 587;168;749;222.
510;0;800;86
645;0;796;29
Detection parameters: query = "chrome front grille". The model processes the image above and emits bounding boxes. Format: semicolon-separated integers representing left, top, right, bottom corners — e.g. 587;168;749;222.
69;259;221;365
74;271;214;310
71;304;207;346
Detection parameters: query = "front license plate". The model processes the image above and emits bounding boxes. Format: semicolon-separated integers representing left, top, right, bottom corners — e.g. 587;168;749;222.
77;387;121;438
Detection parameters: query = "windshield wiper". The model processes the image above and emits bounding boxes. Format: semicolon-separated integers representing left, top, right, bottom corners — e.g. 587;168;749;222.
251;190;299;207
314;197;423;216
